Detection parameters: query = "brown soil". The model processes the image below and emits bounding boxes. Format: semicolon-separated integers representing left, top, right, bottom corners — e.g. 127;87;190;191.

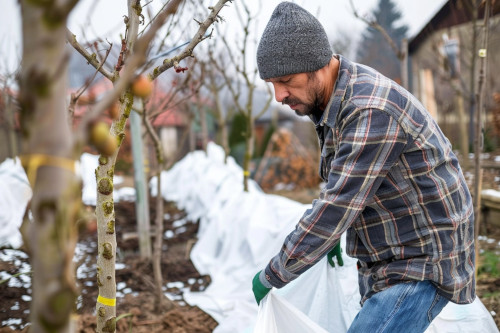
0;199;216;333
1;170;500;331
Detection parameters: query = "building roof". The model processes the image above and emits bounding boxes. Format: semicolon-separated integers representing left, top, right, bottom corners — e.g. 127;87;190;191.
409;0;500;54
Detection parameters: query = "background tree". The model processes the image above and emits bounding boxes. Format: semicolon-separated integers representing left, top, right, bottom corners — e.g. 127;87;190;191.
200;47;232;162
355;0;409;82
140;60;204;311
0;71;19;161
213;0;272;191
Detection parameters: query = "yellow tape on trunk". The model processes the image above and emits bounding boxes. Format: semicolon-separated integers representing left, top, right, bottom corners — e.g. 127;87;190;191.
97;295;116;307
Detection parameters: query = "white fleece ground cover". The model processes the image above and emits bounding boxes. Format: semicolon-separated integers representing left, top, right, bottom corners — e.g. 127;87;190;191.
1;146;498;332
154;143;499;333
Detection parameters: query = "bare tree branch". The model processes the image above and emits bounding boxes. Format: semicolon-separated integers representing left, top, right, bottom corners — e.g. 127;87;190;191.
68;43;112;121
75;43;113;101
66;28;115;80
73;0;184;141
255;82;273;120
149;0;233;80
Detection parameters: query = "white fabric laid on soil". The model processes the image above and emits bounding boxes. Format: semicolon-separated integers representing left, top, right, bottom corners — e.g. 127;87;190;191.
1;145;498;332
0;158;32;248
155;142;499;333
0;154;135;248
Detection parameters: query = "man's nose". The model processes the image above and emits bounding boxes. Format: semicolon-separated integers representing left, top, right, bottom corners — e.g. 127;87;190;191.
273;84;288;103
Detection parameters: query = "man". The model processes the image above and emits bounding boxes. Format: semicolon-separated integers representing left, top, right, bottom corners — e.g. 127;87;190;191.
251;2;475;332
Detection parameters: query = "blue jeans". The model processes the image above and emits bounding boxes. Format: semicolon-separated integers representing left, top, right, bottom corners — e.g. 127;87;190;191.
347;281;449;333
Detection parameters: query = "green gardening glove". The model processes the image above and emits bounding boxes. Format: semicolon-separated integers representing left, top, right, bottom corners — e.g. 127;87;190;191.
327;243;344;267
252;271;271;305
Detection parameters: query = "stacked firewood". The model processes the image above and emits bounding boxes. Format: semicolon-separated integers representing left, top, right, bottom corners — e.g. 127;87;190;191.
492;93;500;137
254;128;321;190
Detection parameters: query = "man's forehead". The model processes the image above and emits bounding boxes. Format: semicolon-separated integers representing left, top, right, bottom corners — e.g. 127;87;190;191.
265;74;298;83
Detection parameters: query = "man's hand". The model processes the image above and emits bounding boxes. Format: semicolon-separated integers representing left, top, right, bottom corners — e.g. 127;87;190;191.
252;271;271;305
327;243;344;267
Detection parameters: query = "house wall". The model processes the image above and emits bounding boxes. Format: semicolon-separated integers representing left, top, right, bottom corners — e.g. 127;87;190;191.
410;15;500;152
160;127;178;161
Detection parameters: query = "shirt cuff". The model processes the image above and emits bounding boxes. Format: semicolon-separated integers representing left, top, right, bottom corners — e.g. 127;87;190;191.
259;269;273;289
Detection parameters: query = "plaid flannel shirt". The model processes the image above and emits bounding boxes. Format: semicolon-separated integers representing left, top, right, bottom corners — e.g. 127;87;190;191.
263;55;475;305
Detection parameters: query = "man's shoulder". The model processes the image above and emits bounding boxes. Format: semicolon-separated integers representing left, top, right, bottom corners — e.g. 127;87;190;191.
339;58;411;110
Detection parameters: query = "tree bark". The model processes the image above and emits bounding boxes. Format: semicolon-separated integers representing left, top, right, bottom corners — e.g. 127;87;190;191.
473;0;490;278
95;91;134;333
243;113;254;192
18;1;80;332
143;102;175;312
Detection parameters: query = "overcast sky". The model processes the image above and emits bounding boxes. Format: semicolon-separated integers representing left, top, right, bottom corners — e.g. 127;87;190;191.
0;0;447;75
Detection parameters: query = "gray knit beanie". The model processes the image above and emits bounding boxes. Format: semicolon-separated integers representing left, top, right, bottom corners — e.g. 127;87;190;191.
257;2;332;80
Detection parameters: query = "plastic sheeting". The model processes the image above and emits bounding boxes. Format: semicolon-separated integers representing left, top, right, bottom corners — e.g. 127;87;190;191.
0;158;32;248
156;142;499;333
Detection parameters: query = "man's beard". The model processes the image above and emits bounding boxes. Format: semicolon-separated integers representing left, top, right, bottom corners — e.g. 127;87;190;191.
282;77;323;117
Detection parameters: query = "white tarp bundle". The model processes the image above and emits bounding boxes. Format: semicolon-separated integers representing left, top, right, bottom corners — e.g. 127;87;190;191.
155;142;499;333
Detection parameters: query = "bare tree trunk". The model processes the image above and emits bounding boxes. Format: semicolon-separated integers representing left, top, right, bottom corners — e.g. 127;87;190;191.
468;0;479;148
210;79;231;163
189;104;196;152
18;1;80;332
95;92;133;332
200;106;209;152
1;83;19;160
456;92;469;168
243;113;254;192
143;106;175;312
473;0;490;278
130;99;152;259
94;2;143;330
220;115;230;164
213;1;273;190
400;38;408;89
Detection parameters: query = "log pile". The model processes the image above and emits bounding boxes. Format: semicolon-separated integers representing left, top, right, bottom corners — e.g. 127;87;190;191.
254;128;321;191
492;93;500;137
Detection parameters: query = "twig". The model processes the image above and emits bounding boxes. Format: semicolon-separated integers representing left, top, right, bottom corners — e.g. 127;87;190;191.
115;38;127;72
67;44;112;122
66;28;114;81
75;43;113;101
74;0;185;140
149;0;233;80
